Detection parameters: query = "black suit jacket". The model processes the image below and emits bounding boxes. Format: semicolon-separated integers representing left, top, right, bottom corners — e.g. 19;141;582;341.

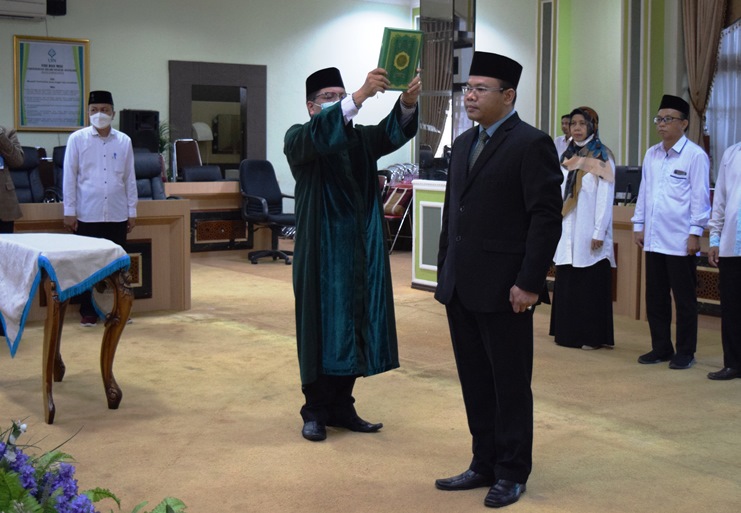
435;112;563;312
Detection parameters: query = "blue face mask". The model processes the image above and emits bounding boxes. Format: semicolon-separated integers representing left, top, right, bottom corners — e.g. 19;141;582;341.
320;100;340;110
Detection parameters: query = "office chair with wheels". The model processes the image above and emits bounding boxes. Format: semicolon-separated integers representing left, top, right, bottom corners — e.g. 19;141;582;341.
9;146;45;203
134;152;166;200
238;159;295;265
182;165;223;181
41;145;66;202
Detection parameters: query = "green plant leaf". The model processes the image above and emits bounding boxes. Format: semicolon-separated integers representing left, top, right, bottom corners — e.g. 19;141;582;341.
150;497;187;513
131;500;149;513
83;487;121;507
0;470;43;513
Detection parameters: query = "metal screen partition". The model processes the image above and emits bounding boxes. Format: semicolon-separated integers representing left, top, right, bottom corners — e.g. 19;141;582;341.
419;16;455;156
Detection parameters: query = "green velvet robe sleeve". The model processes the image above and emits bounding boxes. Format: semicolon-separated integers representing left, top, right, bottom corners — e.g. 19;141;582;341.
284;100;418;385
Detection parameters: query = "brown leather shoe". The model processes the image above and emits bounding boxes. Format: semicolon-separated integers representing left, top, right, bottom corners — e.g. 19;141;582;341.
435;469;495;491
707;367;740;380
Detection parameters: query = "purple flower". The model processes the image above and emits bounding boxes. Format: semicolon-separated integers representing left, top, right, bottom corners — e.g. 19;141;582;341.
7;450;38;495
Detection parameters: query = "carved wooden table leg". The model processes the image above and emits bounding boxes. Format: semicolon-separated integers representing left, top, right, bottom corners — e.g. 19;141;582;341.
99;269;133;410
42;275;68;425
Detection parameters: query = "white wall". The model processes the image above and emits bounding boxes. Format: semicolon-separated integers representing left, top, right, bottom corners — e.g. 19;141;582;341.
475;0;540;125
0;0;415;191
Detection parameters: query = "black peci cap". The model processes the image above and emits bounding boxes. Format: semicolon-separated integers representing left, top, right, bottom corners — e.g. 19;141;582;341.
469;52;523;88
88;90;114;106
658;94;689;116
305;67;345;97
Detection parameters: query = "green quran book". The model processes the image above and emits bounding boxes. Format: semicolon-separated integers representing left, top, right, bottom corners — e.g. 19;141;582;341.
378;27;423;91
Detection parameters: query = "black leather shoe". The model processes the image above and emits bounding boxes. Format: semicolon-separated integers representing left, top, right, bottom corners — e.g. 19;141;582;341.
707;367;740;380
301;421;326;441
435;469;495;491
668;354;695;369
637;350;674;364
327;415;383;433
484;480;526;508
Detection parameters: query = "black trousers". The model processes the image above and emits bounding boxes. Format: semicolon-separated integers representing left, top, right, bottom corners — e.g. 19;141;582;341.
719;257;741;369
445;292;534;484
644;251;698;357
75;221;128;317
300;374;357;424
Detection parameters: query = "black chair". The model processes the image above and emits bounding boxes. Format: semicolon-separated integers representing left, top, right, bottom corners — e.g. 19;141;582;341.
134;152;166;200
9;146;44;203
238;159;295;265
44;145;66;202
182;165;223;182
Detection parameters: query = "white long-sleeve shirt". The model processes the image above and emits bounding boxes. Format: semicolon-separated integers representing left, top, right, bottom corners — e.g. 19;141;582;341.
708;142;741;257
554;135;570;161
63;126;137;223
554;149;616;268
631;135;711;256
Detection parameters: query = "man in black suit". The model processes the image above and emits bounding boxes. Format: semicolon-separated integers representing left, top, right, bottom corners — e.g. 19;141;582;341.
434;52;563;508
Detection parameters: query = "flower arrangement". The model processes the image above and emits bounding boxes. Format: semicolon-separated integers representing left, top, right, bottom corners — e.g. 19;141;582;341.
0;421;186;513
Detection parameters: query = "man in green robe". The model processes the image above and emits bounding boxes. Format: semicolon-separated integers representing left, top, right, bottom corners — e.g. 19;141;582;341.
284;66;420;442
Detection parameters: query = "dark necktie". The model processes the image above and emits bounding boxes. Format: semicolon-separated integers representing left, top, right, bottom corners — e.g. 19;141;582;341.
469;130;490;171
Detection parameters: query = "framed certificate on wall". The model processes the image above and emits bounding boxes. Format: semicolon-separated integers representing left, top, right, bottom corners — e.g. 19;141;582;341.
13;35;90;132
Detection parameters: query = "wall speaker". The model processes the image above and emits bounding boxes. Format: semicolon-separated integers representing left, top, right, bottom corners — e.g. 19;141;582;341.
47;0;67;16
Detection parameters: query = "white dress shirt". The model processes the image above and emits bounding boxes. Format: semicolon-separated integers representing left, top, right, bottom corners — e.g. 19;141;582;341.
63;126;137;223
631;135;711;256
708;142;741;256
554;135;570;161
554;137;616;268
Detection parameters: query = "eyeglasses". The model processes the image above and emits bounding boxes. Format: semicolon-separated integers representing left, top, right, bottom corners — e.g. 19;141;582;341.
312;92;347;102
653;116;683;125
461;85;505;95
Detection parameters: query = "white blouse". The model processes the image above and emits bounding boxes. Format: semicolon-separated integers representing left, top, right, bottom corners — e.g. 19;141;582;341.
554;137;616;268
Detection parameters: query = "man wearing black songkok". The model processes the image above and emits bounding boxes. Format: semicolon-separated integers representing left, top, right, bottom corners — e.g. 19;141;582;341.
63;90;137;327
284;66;420;442
631;94;710;369
434;52;563;508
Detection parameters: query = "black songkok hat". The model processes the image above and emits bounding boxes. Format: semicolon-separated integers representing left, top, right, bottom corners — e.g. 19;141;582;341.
305;67;345;97
468;52;523;88
659;94;689;116
88;90;114;106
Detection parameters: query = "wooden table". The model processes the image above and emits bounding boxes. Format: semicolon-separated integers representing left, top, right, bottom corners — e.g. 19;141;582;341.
0;233;133;424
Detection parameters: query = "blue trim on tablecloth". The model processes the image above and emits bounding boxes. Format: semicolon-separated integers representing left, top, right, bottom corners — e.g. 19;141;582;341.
38;254;131;302
3;254;130;358
3;269;44;358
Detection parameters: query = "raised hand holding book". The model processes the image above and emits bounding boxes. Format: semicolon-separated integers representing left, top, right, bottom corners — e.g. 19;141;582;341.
378;27;423;91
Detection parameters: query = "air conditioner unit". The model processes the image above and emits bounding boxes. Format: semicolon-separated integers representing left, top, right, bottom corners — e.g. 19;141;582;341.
0;0;46;21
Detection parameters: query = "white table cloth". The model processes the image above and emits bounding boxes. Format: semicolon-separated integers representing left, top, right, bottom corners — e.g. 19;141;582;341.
0;233;130;356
